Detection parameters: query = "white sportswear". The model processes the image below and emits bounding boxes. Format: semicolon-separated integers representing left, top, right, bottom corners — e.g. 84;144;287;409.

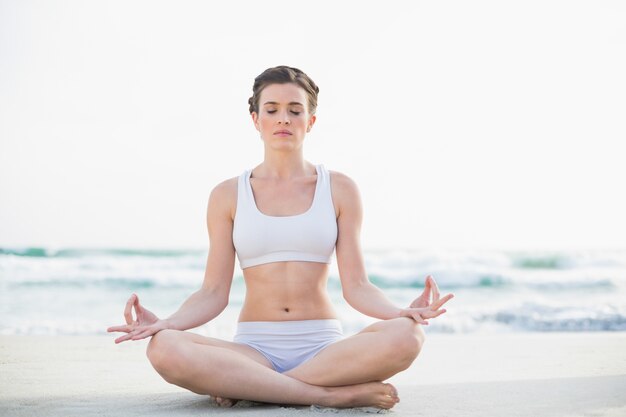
232;164;338;270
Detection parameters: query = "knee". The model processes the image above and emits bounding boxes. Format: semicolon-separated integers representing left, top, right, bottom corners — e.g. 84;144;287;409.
385;318;425;367
146;329;185;381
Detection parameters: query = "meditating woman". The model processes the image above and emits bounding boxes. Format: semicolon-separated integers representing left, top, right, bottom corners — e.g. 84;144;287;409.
108;65;454;410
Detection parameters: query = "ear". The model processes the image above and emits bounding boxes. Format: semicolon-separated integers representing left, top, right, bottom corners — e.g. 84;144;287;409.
306;114;317;133
251;112;260;132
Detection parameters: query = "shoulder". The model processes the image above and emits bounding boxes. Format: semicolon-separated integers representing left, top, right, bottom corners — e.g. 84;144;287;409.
210;176;238;199
329;169;361;198
328;170;362;216
207;176;239;218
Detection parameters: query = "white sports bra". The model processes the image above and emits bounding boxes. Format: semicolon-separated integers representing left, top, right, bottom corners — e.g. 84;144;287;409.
232;164;338;270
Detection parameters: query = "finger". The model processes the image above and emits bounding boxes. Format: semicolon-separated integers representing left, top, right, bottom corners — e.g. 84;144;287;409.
409;305;448;319
411;314;429;325
421;308;447;319
132;328;156;340
428;293;454;311
422;275;432;294
431;293;454;310
114;333;136;344
428;275;441;301
134;295;144;315
413;279;431;307
107;324;132;333
124;294;137;325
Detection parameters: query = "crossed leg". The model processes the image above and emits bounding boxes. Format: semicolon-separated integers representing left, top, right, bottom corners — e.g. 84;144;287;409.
285;317;425;386
146;317;424;409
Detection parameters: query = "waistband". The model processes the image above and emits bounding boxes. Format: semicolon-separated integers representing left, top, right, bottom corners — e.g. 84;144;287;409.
235;319;343;334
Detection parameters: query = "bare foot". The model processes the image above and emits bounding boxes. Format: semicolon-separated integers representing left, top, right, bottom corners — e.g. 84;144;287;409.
214;396;239;407
325;382;399;409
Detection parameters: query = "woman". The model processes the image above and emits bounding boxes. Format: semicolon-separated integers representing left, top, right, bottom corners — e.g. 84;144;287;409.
108;66;454;410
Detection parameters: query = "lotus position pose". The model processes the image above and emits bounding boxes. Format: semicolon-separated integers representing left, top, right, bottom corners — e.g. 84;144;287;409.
108;66;454;410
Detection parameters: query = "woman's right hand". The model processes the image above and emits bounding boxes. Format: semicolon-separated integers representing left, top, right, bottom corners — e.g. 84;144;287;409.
107;294;169;344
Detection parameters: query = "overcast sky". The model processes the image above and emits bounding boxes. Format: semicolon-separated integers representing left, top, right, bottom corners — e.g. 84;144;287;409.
1;0;625;251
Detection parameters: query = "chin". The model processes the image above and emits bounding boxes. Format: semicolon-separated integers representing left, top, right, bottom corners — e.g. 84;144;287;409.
267;139;302;150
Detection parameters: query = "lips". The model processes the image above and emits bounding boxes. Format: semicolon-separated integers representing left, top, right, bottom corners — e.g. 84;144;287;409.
274;130;292;136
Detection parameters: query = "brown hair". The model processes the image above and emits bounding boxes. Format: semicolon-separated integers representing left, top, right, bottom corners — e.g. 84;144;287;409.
248;66;319;115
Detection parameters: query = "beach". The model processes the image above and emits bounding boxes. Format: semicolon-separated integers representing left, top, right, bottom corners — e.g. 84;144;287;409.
1;332;625;416
2;248;625;415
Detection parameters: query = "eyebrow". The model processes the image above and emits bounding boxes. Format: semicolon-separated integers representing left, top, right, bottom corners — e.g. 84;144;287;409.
262;101;304;107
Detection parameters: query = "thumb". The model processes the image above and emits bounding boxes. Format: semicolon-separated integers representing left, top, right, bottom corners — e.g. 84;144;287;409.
133;294;143;314
421;277;432;296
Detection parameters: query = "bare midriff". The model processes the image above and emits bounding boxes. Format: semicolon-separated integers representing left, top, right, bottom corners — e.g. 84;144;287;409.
238;261;338;322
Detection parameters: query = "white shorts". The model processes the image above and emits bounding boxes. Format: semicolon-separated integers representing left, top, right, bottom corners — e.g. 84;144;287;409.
233;319;344;373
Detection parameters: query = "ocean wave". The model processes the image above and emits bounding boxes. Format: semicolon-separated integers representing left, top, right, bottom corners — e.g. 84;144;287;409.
2;247;625;335
363;269;621;290
4;247;626;268
3;247;625;290
4;305;625;336
7;277;184;289
0;247;205;258
489;303;626;332
412;304;626;333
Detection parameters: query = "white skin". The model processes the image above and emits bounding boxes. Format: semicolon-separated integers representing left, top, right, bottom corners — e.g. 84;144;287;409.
108;82;454;409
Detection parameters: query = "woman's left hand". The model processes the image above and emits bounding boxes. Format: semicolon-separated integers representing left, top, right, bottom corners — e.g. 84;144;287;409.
400;275;454;325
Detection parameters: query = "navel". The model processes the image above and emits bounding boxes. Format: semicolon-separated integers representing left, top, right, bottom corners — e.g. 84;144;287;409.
284;308;290;313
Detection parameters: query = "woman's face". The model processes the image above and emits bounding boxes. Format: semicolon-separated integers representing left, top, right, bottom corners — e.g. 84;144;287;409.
251;83;316;150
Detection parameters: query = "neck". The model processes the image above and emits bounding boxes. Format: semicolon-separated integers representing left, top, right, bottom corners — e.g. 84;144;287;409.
257;151;312;180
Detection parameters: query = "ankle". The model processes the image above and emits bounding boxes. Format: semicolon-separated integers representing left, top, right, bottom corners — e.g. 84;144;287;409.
317;386;341;408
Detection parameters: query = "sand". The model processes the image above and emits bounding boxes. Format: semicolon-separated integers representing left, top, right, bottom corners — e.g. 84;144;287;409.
1;332;625;416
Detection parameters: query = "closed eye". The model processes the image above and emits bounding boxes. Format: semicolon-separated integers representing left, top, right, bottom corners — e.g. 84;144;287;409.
266;110;301;115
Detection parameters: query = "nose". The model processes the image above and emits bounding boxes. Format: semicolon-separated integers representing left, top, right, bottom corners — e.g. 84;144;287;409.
278;111;291;125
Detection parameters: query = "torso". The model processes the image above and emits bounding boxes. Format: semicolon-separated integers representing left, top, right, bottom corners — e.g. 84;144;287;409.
238;262;337;322
230;164;340;322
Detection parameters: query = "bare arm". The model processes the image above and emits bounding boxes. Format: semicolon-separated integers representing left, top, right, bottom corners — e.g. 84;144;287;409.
333;173;404;319
108;178;238;342
165;178;237;330
333;173;453;323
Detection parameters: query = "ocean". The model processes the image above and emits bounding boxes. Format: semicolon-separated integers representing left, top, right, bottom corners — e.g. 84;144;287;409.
1;247;625;338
